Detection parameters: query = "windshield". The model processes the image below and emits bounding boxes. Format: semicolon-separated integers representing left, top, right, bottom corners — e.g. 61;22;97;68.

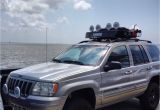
53;45;109;66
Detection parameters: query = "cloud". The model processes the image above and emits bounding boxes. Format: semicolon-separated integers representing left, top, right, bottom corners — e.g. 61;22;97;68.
0;0;92;30
74;0;92;11
1;0;66;13
57;16;69;24
42;0;67;9
0;0;68;29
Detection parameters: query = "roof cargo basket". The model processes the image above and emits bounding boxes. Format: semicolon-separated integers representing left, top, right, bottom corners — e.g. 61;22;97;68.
86;22;143;41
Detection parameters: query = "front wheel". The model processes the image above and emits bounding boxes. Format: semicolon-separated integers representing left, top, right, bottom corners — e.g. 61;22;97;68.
64;98;93;110
139;83;159;110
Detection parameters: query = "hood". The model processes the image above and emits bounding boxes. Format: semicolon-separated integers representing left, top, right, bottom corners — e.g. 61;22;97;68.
10;62;95;82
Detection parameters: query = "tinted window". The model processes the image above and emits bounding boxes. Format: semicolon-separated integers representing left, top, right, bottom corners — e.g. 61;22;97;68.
146;45;160;62
108;46;130;68
130;45;144;65
140;45;149;63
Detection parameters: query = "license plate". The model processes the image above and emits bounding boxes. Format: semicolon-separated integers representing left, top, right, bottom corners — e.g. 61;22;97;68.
11;104;25;110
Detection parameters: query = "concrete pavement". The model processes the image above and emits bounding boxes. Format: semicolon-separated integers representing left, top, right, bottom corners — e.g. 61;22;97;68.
98;99;159;110
1;98;159;110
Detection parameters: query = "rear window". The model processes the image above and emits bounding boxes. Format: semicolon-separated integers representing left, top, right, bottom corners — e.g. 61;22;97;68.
145;45;160;62
139;45;149;63
129;45;144;65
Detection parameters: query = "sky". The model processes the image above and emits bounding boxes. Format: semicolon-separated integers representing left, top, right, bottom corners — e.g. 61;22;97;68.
0;0;159;44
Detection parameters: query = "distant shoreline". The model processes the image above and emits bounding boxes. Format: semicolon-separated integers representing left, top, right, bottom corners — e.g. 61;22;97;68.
0;42;72;45
0;41;159;45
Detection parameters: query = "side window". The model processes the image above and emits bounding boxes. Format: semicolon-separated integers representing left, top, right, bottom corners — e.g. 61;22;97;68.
107;46;130;68
139;45;149;63
145;45;160;62
129;45;144;65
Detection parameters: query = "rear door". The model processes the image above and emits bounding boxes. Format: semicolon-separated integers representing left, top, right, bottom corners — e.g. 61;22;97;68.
128;45;149;94
144;44;160;82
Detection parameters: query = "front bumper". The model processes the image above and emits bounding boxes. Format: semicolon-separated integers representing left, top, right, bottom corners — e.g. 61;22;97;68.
7;94;67;110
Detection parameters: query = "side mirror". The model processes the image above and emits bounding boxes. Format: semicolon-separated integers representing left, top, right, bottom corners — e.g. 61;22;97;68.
104;61;122;72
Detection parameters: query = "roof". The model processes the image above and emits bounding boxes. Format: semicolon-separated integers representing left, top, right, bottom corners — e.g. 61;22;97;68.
77;41;109;46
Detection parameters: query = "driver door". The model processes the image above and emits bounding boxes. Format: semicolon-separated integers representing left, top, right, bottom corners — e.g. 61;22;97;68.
101;45;133;105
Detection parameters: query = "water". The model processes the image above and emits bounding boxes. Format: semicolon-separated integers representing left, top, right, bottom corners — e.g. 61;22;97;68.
0;43;70;70
0;43;159;70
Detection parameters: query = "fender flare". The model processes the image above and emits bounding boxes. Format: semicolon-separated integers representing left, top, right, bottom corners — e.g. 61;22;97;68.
57;80;100;96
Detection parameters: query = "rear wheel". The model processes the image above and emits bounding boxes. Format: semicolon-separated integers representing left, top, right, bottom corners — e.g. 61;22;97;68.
139;83;159;110
64;98;93;110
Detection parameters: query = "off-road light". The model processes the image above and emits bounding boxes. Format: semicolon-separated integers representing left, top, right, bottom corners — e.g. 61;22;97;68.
89;25;94;32
106;23;112;30
113;22;120;29
96;24;101;31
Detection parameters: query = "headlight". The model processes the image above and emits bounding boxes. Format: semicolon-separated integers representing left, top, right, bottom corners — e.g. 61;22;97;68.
31;82;58;97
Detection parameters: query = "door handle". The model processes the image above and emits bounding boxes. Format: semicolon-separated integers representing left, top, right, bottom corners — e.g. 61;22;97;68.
125;70;133;75
147;66;153;70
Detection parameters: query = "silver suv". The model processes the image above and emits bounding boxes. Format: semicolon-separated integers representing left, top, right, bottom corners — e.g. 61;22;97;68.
3;24;160;110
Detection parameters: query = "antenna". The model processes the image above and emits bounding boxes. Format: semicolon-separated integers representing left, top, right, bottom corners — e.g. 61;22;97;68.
45;27;48;62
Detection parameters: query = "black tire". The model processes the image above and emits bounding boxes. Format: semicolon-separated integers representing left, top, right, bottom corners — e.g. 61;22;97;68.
64;98;93;110
139;83;159;110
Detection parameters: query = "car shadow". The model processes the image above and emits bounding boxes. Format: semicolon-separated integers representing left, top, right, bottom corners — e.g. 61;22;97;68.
4;99;159;110
98;99;159;110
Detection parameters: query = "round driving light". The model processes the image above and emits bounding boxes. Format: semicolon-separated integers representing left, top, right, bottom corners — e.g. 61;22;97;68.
89;25;94;32
106;23;112;30
96;24;101;31
3;84;8;94
113;22;120;29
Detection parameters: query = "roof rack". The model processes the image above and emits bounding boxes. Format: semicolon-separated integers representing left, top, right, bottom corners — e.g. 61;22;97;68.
79;22;151;44
84;22;152;43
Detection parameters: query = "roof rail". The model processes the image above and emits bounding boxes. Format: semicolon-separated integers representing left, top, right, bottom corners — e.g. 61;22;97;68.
78;38;152;44
137;39;152;43
110;38;152;43
78;40;90;44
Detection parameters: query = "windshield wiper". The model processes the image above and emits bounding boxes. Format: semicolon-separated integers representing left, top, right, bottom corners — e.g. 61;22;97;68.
63;60;84;65
52;58;62;63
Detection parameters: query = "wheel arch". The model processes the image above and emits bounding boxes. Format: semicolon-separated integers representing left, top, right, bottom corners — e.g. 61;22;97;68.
63;87;96;109
59;80;99;109
149;75;160;85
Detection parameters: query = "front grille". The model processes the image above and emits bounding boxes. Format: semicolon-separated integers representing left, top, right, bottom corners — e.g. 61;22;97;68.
7;77;33;97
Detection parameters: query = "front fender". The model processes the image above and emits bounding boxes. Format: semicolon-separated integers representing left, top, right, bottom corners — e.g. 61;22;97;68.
56;80;100;96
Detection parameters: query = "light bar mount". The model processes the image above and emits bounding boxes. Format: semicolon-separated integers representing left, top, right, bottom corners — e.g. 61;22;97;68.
86;27;141;41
